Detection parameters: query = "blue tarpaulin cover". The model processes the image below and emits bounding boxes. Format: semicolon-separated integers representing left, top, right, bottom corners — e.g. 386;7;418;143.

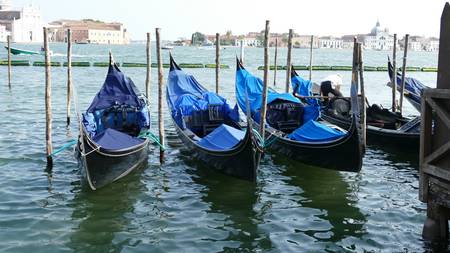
167;58;242;151
236;66;320;123
197;124;245;150
168;64;239;128
93;128;144;150
291;73;321;122
87;64;145;113
288;120;345;142
388;61;428;107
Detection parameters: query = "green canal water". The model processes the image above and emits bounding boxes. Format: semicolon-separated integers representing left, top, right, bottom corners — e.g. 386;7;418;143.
0;43;448;252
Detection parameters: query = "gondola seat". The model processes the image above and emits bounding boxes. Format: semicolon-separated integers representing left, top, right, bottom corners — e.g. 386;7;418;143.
92;128;144;151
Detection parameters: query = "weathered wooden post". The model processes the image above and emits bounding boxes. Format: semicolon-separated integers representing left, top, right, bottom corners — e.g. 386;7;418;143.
273;37;278;86
391;33;397;112
309;35;314;81
215;32;220;94
44;27;53;167
7;35;11;88
260;20;270;137
420;2;450;242
156;28;165;163
240;40;244;64
358;42;366;149
285;29;293;93
66;29;72;126
145;32;151;100
399;34;409;115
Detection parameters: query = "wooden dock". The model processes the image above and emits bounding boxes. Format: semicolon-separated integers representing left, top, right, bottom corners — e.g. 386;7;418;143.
420;2;450;243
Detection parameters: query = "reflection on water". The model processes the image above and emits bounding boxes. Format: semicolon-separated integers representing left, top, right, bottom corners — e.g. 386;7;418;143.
188;161;273;252
67;172;145;253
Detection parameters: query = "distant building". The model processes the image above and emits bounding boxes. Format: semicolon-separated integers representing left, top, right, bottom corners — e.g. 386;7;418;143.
425;38;439;51
0;0;46;43
0;24;8;41
362;20;394;50
236;37;260;47
48;19;130;44
292;35;319;48
318;36;343;49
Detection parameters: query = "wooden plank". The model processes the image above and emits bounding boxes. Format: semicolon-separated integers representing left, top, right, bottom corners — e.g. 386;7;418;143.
358;43;366;149
427;97;450;129
437;2;450;89
424;141;450;165
420;97;433;202
309;35;314;81
424;88;450;99
423;164;450;182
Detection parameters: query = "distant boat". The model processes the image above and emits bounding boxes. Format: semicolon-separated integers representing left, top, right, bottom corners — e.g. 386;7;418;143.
4;46;40;55
162;45;174;50
4;46;53;56
75;41;89;45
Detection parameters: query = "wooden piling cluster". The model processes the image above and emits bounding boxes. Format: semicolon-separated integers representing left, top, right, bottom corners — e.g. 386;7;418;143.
145;32;151;100
420;2;450;243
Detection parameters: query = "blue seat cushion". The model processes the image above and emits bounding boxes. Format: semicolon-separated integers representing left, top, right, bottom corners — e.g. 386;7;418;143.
92;128;144;150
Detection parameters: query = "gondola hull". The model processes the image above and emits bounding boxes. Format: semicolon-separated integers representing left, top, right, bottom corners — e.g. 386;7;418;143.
78;130;149;190
260;118;363;172
172;119;259;181
321;112;419;151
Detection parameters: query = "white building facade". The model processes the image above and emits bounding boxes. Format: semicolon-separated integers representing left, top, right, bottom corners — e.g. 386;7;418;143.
0;24;8;41
318;37;343;49
0;0;46;43
363;21;394;50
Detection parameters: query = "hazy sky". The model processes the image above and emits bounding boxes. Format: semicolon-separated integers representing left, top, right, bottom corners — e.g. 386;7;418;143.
12;0;449;40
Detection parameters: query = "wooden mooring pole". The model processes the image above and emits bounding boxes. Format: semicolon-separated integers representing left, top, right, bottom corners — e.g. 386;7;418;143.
273;37;278;86
259;20;270;137
7;35;11;89
399;34;409;115
391;33;397;112
66;29;72;126
420;2;450;243
156;28;165;164
145;32;151;100
215;33;220;94
309;35;314;81
358;43;366;150
285;29;293;93
44;27;53;167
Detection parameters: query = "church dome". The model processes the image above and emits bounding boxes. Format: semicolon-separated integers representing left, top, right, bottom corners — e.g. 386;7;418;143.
370;20;384;35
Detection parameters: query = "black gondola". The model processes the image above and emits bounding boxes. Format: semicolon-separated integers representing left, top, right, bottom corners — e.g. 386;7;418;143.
387;59;429;112
166;56;260;181
300;67;421;150
236;60;364;172
77;56;151;190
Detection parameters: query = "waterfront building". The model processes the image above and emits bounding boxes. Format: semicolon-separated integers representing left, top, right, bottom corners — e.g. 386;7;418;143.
362;20;394;50
0;24;8;41
291;35;319;48
318;36;343;49
49;19;130;44
0;0;45;43
235;36;261;47
424;38;439;51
